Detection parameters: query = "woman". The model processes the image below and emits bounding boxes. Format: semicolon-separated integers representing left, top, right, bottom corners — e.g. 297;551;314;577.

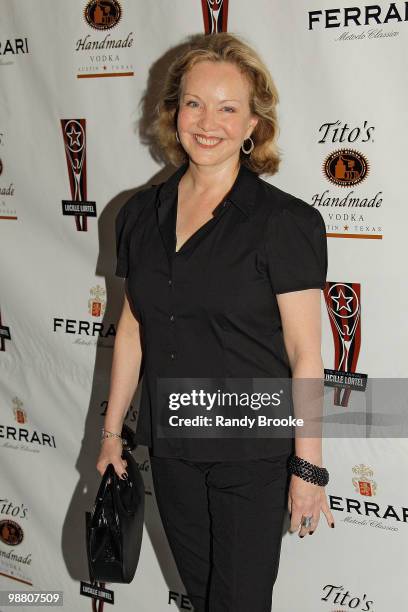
97;32;335;612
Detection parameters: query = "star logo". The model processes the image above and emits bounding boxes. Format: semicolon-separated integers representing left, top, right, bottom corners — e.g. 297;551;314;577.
66;125;82;148
331;288;354;313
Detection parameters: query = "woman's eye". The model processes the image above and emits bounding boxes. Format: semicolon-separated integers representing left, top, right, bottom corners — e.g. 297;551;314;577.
222;107;236;113
186;100;199;107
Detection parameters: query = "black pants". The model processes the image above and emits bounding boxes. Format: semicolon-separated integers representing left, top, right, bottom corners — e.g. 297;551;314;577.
150;453;290;612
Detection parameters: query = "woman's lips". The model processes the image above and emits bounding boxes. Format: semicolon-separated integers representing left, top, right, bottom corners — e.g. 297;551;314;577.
193;134;223;148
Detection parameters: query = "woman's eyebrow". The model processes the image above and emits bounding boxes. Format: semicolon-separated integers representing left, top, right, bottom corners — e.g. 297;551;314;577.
183;93;241;103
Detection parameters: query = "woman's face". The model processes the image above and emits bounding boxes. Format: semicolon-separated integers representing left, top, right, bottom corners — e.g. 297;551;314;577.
177;60;258;168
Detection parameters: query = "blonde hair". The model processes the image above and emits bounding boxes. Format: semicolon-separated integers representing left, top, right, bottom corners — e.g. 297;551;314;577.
152;32;282;176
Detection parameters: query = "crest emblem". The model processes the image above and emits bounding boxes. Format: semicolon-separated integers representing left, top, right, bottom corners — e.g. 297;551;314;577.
352;464;377;497
88;285;106;317
13;396;27;424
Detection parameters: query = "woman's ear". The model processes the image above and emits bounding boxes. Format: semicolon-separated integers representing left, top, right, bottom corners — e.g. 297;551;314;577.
248;115;259;136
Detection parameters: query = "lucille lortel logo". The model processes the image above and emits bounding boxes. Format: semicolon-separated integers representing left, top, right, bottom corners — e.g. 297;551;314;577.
60;118;97;231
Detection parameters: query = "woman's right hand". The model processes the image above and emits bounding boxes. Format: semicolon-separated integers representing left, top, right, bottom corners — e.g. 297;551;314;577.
96;437;128;480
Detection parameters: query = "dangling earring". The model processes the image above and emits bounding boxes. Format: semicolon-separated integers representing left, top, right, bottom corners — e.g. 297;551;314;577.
175;131;180;143
241;136;254;155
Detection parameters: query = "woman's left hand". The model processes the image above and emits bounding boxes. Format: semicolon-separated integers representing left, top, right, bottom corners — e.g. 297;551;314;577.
287;474;335;537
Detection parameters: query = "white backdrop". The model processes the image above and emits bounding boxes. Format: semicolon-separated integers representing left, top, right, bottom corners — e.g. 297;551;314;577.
1;1;407;611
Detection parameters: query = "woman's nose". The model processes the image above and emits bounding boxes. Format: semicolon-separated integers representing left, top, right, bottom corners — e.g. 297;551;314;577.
197;109;218;131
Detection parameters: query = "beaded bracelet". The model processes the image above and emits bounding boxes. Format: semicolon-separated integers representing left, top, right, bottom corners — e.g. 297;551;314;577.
287;454;329;487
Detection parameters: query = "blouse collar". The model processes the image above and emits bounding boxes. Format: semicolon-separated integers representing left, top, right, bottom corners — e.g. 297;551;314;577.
156;160;259;219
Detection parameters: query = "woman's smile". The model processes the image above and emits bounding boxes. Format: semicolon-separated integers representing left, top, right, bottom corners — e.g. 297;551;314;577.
193;133;223;148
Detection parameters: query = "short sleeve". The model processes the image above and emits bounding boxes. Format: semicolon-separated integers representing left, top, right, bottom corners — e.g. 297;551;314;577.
115;200;130;278
265;200;328;294
114;184;158;278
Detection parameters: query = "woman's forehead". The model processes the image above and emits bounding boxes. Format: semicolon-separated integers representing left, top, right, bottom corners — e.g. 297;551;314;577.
182;61;251;97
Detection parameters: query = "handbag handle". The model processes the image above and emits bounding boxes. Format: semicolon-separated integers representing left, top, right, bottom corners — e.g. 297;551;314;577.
93;455;138;519
91;464;116;522
112;451;139;517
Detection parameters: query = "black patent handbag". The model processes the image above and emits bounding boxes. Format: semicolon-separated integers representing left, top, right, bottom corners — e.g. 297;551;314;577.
85;424;145;585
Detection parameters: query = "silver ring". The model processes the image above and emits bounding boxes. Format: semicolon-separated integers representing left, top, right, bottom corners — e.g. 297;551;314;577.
301;515;313;528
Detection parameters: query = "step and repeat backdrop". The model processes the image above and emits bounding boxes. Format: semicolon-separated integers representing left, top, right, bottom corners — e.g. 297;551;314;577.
1;1;407;611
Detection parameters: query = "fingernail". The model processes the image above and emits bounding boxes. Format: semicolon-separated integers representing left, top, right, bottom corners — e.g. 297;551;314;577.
309;531;314;535
122;473;128;479
331;522;335;528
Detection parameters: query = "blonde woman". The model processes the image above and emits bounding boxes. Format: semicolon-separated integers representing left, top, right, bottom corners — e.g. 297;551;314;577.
97;32;335;612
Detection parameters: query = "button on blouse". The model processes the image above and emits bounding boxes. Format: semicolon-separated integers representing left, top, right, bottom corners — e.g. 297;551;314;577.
114;161;328;461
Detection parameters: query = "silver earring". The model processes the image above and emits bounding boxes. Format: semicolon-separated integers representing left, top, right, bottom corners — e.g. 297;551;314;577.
241;136;254;155
176;131;180;143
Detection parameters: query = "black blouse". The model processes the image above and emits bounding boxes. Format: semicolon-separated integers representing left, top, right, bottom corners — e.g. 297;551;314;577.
115;161;328;461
